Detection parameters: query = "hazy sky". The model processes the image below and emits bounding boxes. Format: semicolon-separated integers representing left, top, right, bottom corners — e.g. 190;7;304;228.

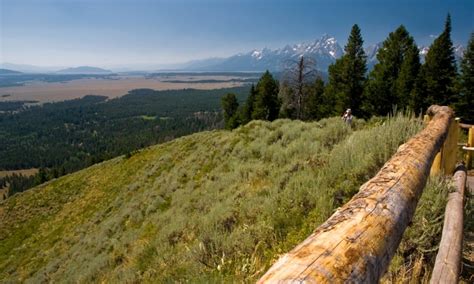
1;0;473;67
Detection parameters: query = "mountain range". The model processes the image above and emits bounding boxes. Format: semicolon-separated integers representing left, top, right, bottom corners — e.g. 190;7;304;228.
0;68;22;75
56;66;113;74
183;34;344;72
1;35;466;74
182;35;466;72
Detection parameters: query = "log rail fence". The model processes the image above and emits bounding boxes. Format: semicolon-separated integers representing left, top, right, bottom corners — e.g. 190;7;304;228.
258;105;472;283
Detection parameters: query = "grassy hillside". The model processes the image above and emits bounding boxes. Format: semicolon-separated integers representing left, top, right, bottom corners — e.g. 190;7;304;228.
0;115;447;282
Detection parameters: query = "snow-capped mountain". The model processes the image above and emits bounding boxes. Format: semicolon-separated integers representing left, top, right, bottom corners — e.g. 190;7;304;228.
417;44;465;62
184;34;344;72
365;43;383;69
419;46;430;57
180;35;465;72
364;42;465;67
418;44;465;62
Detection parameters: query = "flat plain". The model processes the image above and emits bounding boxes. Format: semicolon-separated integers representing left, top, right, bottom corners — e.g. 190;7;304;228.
0;75;251;103
0;168;38;178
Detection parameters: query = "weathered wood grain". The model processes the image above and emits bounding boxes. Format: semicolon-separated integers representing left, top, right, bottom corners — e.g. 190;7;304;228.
430;164;466;284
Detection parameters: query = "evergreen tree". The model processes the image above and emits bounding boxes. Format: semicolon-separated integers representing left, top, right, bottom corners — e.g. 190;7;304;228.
410;68;428;114
364;25;420;115
241;84;257;124
422;14;458;106
397;43;422;110
303;76;325;120
221;93;239;129
325;24;367;116
252;71;280;121
456;33;474;123
324;59;345;117
35;168;48;185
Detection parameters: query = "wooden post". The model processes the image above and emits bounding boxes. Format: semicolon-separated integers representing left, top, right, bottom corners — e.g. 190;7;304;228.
258;106;454;283
430;164;466;284
467;127;473;169
442;119;459;175
428;115;458;176
431;152;443;176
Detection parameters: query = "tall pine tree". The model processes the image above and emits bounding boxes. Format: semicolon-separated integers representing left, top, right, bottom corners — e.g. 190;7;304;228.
303;76;325;120
363;25;420;116
456;33;474;123
323;59;344;117
422;14;458;107
241;84;257;124
221;93;239;129
397;43;422;110
325;24;367;116
252;71;280;121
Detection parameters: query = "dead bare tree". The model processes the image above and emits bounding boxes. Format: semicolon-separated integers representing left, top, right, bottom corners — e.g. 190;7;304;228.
281;56;317;120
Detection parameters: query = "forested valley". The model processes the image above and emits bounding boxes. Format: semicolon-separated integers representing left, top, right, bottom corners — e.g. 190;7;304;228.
0;87;250;196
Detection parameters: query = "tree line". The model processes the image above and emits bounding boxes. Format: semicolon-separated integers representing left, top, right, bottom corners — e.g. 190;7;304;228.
222;15;473;129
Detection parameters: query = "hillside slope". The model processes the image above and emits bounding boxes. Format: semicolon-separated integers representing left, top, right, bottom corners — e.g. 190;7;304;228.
0;116;425;282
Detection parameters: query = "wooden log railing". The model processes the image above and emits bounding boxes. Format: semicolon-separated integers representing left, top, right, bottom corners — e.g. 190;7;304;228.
258;105;454;283
430;164;467;284
427;116;459;176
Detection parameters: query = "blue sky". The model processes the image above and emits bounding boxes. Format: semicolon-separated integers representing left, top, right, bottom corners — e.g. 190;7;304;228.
1;0;473;67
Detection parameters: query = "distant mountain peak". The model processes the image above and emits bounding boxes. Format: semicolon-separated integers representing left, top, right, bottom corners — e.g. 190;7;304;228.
182;34;344;72
56;66;112;74
251;50;263;60
0;68;22;75
365;42;464;67
181;35;464;72
417;44;464;62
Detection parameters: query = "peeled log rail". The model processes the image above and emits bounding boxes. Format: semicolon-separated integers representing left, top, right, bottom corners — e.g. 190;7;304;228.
258;106;454;283
459;122;474;129
430;164;467;284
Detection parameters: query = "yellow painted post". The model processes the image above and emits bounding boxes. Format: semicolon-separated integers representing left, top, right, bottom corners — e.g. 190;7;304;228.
467;127;474;169
431;152;442;176
442;119;459;175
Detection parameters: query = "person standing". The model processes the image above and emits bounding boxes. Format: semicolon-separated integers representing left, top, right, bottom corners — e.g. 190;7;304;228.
342;108;353;125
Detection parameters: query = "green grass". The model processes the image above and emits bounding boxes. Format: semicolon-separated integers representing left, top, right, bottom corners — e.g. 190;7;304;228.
140;115;157;120
382;176;452;283
0;114;427;282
